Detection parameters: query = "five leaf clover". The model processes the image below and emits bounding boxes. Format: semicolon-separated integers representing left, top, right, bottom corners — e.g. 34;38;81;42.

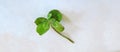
34;9;74;43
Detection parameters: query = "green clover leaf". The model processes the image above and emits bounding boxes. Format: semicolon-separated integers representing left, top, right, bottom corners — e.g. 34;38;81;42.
47;9;62;22
35;17;48;25
35;17;50;35
34;9;74;43
51;21;64;32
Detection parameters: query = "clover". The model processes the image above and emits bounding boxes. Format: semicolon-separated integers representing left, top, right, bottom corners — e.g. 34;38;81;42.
34;9;74;43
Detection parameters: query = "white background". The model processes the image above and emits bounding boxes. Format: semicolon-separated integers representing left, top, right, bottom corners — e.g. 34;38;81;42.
0;0;120;52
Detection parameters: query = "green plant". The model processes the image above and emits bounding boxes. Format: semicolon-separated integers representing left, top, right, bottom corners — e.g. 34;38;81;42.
34;9;74;43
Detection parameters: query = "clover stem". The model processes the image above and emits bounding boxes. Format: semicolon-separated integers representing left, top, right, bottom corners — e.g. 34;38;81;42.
52;26;74;43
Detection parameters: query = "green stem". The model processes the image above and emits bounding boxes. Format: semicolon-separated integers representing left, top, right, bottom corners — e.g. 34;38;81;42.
52;26;74;43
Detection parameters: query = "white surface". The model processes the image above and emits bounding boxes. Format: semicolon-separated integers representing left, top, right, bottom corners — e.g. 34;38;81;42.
0;0;120;52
